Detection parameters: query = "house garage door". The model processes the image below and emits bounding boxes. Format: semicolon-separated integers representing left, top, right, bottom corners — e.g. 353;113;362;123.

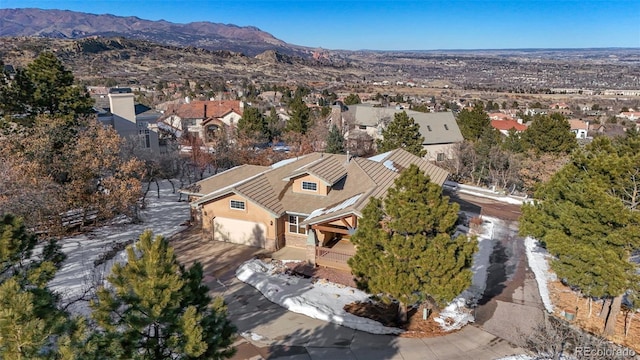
213;217;266;248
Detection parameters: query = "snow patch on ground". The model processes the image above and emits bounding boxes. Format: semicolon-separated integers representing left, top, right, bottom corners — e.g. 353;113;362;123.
240;331;266;342
458;183;528;205
525;236;555;313
236;259;403;335
435;217;496;331
48;180;191;315
434;297;475;332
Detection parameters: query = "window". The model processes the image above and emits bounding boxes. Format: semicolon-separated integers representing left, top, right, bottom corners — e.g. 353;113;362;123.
301;181;318;192
138;129;150;148
288;215;306;234
437;153;445;162
230;200;245;210
359;125;367;130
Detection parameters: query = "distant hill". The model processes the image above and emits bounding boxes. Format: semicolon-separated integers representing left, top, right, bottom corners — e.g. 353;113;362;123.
0;8;312;57
0;36;362;86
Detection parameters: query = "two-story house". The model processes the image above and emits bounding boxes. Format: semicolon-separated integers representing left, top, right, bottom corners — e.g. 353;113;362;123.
181;149;449;270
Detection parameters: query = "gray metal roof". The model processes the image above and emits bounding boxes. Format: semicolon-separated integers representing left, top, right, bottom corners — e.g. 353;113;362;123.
345;104;463;145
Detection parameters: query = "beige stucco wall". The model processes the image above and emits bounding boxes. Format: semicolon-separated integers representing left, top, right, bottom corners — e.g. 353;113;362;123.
200;193;277;249
424;143;458;162
292;174;329;196
221;112;242;127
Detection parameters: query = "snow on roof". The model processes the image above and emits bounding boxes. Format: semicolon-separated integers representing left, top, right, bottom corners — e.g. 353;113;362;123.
368;151;392;163
271;157;299;169
383;159;398;172
306;193;363;221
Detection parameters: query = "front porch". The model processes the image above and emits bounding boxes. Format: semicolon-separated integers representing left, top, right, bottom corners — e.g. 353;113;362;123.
309;214;358;271
315;238;356;271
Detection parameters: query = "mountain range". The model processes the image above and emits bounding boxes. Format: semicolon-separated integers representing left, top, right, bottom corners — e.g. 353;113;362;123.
0;8;314;57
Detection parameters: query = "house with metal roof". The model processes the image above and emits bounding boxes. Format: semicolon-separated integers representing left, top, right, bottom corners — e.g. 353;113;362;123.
342;104;463;162
181;148;449;270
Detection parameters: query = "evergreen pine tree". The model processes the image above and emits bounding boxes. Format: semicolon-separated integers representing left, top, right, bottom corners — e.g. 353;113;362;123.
325;125;344;154
89;230;236;359
343;93;361;105
522;113;576;154
237;106;267;142
456;103;491;141
285;94;310;134
349;165;477;322
266;107;282;142
0;214;70;359
376;111;427;157
520;136;640;336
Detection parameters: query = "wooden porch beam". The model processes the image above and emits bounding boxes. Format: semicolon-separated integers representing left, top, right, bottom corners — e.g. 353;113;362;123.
311;224;351;235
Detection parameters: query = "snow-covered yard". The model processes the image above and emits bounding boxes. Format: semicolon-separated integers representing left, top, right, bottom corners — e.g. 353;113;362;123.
48;181;191;314
236;259;403;335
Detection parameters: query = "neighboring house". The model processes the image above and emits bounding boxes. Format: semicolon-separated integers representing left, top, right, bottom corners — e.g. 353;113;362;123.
181;149;449;270
618;112;640;121
488;112;515;121
568;119;589;139
342;104;464;162
96;88;161;152
550;102;569;109
490;120;527;136
161;100;244;141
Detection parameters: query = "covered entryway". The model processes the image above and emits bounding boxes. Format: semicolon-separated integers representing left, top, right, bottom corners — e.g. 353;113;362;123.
213;217;266;248
310;214;357;270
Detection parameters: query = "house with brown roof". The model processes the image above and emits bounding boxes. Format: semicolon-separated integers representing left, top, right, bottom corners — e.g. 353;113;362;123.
568;119;589;139
161;100;244;142
181;149;449;270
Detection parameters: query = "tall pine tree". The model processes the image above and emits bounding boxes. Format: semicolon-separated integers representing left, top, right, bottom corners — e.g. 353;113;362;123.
456;103;491;141
325;124;344;154
0;214;70;360
89;230;236;359
285;94;310;134
0;52;94;120
237;106;267;142
522;113;576;154
520;135;640;336
376;111;427;157
349;165;477;322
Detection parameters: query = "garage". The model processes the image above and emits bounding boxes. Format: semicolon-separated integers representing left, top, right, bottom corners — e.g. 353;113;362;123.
212;217;267;248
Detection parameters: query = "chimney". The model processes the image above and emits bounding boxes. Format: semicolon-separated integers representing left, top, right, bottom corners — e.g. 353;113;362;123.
204;104;207;118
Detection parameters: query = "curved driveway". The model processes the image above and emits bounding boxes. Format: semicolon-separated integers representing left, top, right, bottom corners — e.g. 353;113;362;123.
172;228;527;360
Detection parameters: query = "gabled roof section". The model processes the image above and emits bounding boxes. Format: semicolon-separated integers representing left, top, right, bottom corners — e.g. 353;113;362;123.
411;111;464;145
183;164;268;196
168;100;243;119
491;119;527;132
187;148;449;224
370;148;449;186
235;174;284;215
345;104;463;145
302;148;450;226
283;154;348;186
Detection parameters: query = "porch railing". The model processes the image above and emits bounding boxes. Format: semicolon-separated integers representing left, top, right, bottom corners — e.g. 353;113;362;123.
315;247;354;271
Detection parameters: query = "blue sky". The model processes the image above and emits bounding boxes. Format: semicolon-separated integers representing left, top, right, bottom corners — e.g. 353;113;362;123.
3;0;639;50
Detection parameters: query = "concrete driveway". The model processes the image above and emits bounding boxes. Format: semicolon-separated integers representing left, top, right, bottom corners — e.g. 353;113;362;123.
171;228;527;360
